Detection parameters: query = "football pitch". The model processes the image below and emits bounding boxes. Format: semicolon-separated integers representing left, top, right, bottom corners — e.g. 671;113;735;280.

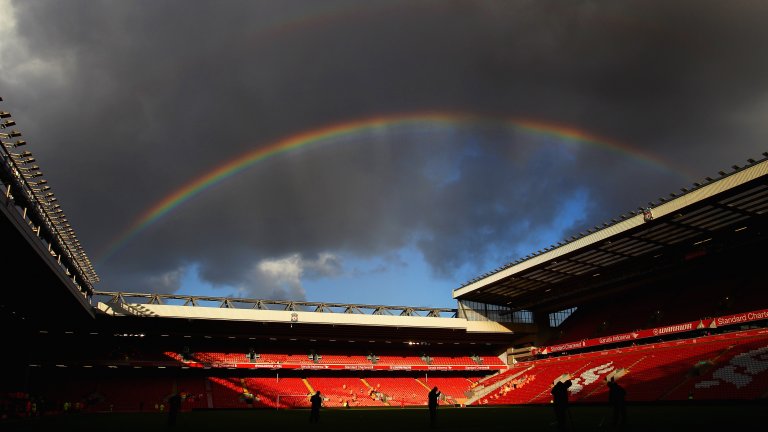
3;403;766;431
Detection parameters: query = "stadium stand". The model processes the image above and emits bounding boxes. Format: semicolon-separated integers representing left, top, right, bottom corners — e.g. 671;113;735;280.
471;328;768;405
3;109;768;423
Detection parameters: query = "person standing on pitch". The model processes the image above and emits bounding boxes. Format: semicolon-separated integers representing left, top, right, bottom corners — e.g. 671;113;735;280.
551;376;572;431
309;391;322;423
607;376;627;427
167;391;182;428
428;386;441;428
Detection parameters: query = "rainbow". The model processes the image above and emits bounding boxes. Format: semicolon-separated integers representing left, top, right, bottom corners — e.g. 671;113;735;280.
98;112;687;263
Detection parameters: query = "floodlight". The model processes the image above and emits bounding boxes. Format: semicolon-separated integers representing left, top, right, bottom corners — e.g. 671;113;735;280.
5;139;26;147
0;130;22;138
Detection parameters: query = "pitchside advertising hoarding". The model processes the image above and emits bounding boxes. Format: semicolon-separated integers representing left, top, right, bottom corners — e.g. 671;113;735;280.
536;308;768;355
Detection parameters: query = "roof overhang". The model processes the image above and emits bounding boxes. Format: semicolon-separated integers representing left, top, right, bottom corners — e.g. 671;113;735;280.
453;156;768;311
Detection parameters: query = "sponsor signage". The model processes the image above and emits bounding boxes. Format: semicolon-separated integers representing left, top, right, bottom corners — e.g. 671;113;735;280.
299;364;330;370
714;309;768;327
252;364;282;369
388;365;412;371
542;320;709;353
538;307;768;355
345;365;374;370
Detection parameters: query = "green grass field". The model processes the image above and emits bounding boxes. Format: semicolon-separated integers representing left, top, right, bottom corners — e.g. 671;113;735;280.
3;403;767;431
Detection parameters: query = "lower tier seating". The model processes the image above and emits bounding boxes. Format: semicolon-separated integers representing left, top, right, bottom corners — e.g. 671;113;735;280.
21;329;767;411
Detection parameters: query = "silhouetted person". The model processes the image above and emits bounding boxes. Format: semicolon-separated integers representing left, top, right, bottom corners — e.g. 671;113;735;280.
309;391;322;423
607;377;627;427
428;386;441;427
167;392;182;427
551;377;572;431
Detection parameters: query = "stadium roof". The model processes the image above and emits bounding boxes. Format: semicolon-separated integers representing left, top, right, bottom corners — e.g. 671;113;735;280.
85;291;523;345
1;97;97;324
453;153;768;312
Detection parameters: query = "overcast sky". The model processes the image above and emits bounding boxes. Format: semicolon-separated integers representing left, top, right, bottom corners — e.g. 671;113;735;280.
1;0;766;309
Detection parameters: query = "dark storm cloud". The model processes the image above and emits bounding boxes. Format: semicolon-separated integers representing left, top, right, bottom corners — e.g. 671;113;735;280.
3;0;767;297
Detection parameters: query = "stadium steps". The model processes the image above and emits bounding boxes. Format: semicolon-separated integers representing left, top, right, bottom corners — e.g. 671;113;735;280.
659;346;733;401
302;378;315;394
208;377;248;408
472;363;528;390
415;378;432;391
618;355;647;382
527;361;595;404
420;377;473;405
579;354;646;403
465;366;533;405
306;377;378;407
580;377;610;401
360;378;374;391
474;370;505;387
358;378;391;406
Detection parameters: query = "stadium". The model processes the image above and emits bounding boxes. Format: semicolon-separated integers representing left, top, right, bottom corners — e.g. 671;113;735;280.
2;94;767;430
